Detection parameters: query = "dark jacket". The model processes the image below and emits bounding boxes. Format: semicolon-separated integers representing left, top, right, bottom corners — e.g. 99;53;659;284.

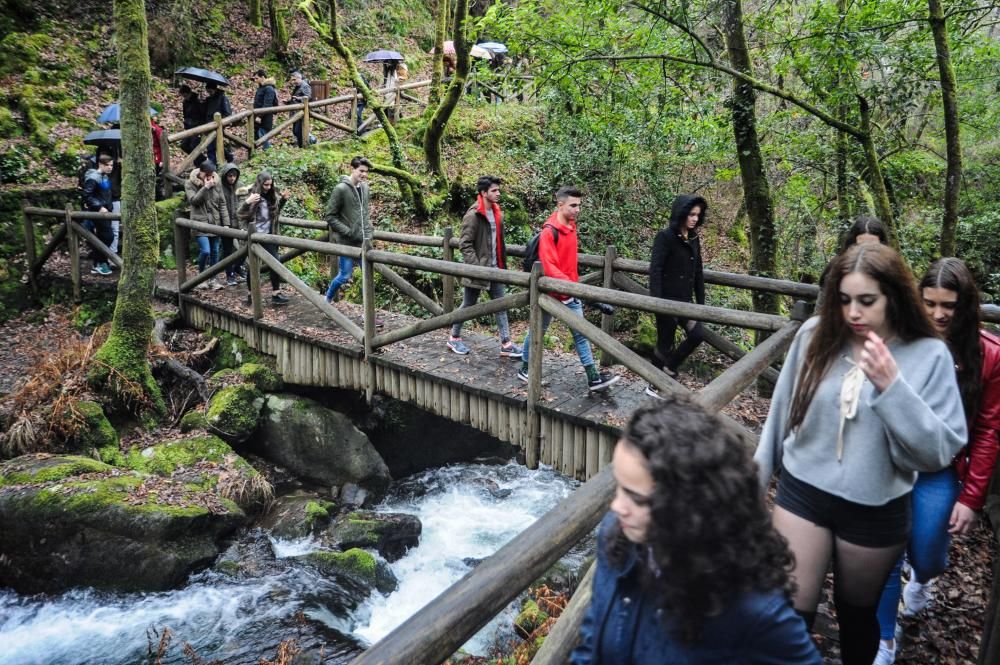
289;80;312;104
649;194;706;304
570;514;821;665
323;176;372;246
182;94;205;129
238;171;286;235
202;89;232;121
219;162;241;228
458;198;506;289
253;78;279;130
81;168;113;212
185;167;229;236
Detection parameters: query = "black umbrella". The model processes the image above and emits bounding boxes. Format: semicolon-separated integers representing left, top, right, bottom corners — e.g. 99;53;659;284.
363;50;404;63
174;67;230;87
83;129;121;147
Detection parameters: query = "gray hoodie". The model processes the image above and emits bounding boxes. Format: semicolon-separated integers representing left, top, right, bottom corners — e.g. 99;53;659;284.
754;316;967;505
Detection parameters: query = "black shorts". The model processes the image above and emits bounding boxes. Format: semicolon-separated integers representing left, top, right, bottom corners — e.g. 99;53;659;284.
775;467;911;548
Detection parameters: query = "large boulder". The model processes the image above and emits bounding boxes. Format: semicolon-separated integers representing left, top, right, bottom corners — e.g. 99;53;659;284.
321;510;421;563
253;394;391;499
0;454;247;593
206;384;263;444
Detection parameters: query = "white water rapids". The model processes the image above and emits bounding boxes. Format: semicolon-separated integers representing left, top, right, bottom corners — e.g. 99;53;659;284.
0;461;582;665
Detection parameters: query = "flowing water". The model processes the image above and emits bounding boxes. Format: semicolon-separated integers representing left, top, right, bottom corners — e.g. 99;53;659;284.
0;461;584;665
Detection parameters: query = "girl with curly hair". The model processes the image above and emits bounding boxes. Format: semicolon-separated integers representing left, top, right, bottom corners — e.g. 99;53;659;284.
570;395;821;664
873;258;1000;664
754;243;967;665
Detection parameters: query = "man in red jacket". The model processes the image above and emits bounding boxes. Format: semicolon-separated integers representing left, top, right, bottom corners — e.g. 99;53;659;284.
517;187;619;392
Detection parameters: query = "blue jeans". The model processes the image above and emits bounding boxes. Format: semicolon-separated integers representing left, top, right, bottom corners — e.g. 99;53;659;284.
256;124;271;150
521;298;595;368
325;256;355;299
451;282;511;342
196;236;220;273
876;467;960;639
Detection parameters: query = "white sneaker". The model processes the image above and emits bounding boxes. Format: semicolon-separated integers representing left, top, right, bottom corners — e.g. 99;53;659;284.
873;639;896;665
902;579;934;617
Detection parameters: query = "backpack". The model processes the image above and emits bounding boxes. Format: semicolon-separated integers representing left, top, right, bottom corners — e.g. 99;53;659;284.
522;224;559;272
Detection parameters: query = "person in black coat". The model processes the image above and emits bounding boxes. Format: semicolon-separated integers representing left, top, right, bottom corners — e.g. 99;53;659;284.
646;194;707;394
252;69;279;149
178;84;205;157
203;82;234;162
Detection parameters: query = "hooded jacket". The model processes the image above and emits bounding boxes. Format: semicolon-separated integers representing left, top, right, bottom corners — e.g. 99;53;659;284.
219;163;241;228
182;94;204;129
185;167;229;236
253;78;279;130
537;210;578;301
649;194;707;304
323;175;372;247
81;168;113;212
458;195;506;289
202;88;232;121
238;171;286;235
955;330;1000;511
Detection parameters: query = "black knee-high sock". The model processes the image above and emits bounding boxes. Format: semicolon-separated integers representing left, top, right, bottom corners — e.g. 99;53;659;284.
835;599;879;665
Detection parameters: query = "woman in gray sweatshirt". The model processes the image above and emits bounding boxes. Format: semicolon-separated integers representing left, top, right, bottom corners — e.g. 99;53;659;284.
754;243;966;665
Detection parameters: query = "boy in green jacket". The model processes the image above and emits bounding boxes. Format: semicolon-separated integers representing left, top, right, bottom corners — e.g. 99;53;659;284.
324;156;373;303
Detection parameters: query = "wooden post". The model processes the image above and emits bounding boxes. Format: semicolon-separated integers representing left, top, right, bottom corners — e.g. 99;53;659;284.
362;239;376;404
172;210;188;316
160;131;173;198
394;88;402;123
214;112;225;166
302;98;311;148
600;244;616;367
21;208;37;296
247;232;263;320
350;92;358;132
525;263;544;469
246;113;255;157
442;226;455;313
65;205;81;302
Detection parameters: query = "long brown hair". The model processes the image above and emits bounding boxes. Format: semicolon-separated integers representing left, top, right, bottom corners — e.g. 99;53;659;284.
920;258;983;423
789;244;938;430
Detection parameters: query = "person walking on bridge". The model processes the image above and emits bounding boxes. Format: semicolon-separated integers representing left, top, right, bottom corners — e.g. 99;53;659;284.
239;170;290;307
80;154;115;276
252;69;279;150
185;161;228;289
288;71;312;148
446;176;522;359
517;187;619;392
324;157;373;304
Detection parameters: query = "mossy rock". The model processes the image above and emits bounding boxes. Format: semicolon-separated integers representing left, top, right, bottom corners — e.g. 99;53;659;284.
299;547;397;595
124;434;234;477
259;492;337;539
322;510;421;563
212;330;263;370
514;599;550;640
179;410;209;433
0;454;113;487
73;401;119;457
206;385;263;444
238;363;283;392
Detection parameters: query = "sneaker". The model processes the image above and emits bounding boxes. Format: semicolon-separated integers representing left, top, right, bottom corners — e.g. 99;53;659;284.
271;293;290;306
447;337;470;355
226;276;238;286
644;383;663;399
499;342;523;358
90;265;103;275
902;579;934;617
233;274;247;283
873;639;896;665
587;371;621;392
517;367;529;383
97;263;112;276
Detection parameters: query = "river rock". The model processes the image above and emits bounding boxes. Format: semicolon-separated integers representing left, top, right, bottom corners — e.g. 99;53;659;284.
0;453;246;593
296;548;397;595
259;492;337;539
213;529;285;579
253;394;391;499
206;384;263;444
321;510;421;562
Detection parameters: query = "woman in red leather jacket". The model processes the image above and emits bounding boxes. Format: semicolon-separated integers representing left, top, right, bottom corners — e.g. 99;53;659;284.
874;257;1000;664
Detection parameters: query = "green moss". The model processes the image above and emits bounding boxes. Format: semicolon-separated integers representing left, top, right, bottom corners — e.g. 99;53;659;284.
304;500;337;529
215;559;242;577
306;548;377;582
238;363;283;392
212;330;263;370
124;434;234;476
514;599;549;638
206;385;262;442
0;455;113;486
179;410;209;433
74;401;119;452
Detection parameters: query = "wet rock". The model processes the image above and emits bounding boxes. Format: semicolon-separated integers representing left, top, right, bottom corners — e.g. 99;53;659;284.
213;529;285;579
297;548;397;595
339;483;368;507
253;394;391;501
259;492;337;539
206;384;263;444
322;510;421;562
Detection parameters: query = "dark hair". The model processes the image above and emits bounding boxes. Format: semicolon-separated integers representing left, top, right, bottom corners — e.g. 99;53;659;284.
841;215;888;251
608;396;795;643
477;176;501;194
555;186;582;202
206;82;218;91
789;243;937;430
254;68;266;77
255;170;277;207
350;156;372;169
178;84;192;95
199;161;217;174
921;258;983;423
668;194;708;235
97;155;114;166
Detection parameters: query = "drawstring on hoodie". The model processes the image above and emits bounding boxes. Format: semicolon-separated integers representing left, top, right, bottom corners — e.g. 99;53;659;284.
838;357;866;461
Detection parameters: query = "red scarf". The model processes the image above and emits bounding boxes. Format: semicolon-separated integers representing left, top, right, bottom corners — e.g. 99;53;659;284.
477;194;504;269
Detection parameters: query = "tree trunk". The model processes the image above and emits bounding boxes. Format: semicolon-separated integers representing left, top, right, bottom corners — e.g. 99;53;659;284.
427;0;448;109
928;0;962;256
93;0;165;417
250;0;262;28
268;0;288;56
423;0;470;189
857;96;897;247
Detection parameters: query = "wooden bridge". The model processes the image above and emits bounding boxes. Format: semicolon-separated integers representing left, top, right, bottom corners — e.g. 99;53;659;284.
21;203;1000;664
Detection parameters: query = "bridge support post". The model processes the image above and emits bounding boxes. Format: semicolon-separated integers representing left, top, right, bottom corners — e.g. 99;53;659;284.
21;208;37;296
303;99;311;149
247;232;264;321
172;210;188;317
600;244;617;367
65;205;81;303
213;112;225;166
246;114;255;158
350;93;358;133
362;240;376;403
442;226;455;313
525;263;543;469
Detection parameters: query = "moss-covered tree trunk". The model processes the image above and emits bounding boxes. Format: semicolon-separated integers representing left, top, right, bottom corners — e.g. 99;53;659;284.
423;0;470;189
857;96;897;247
426;0;448;109
93;0;164;417
269;0;289;56
928;0;962;256
250;0;262;28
